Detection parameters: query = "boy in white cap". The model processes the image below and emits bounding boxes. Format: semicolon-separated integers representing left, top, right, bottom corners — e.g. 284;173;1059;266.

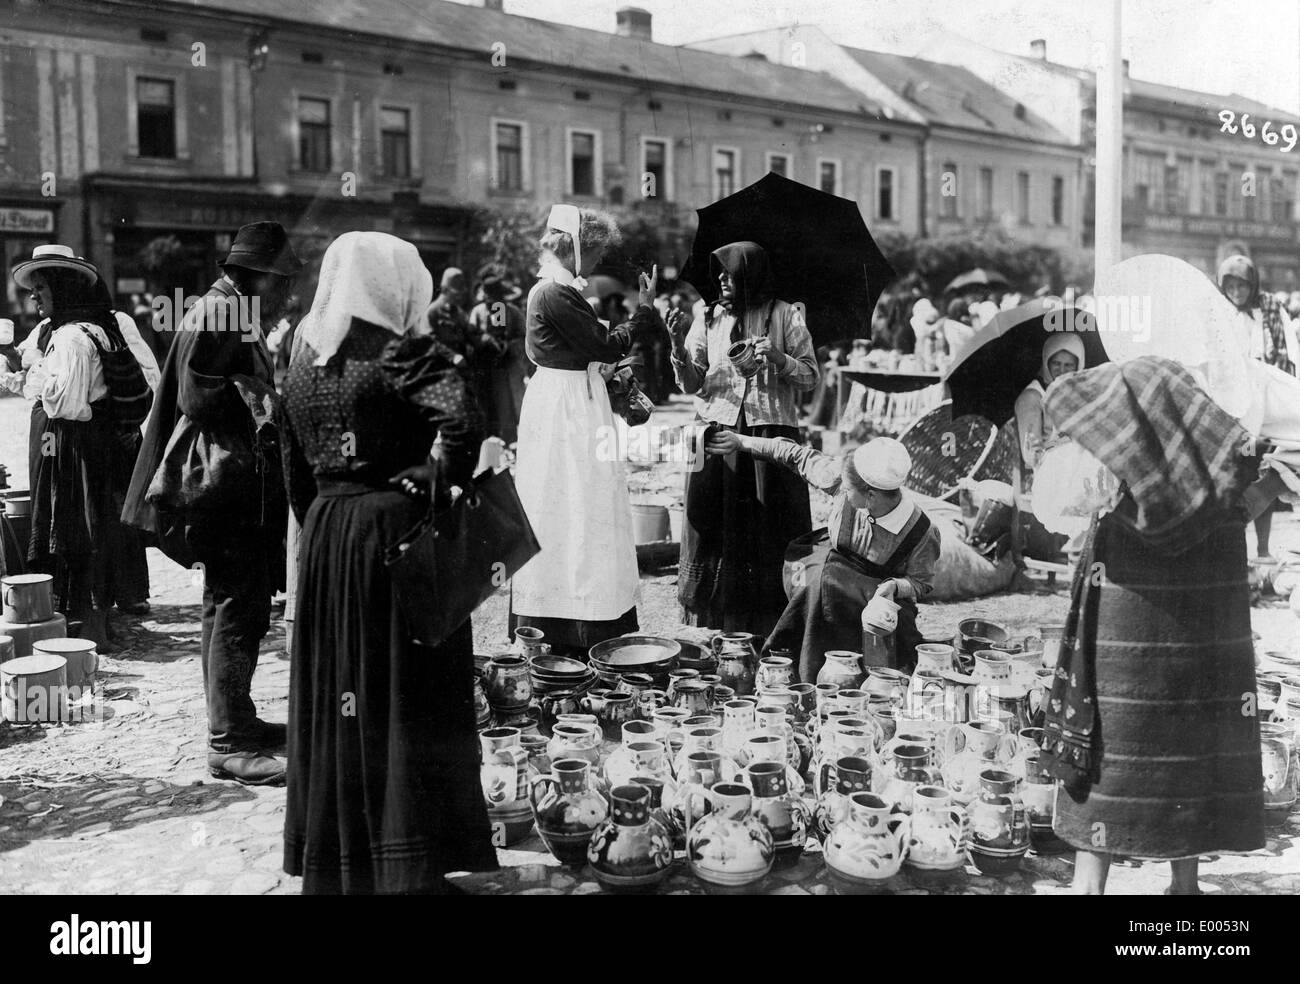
705;431;940;678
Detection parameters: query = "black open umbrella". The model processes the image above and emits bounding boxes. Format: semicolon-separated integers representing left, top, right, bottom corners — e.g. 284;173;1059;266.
944;268;1010;298
680;172;896;346
942;299;1110;424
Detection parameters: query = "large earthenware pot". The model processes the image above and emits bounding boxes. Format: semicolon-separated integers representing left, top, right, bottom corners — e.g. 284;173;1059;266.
530;758;609;866
817;651;865;690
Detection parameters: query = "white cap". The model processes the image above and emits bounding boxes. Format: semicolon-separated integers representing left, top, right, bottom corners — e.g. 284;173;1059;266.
851;437;912;491
547;203;582;278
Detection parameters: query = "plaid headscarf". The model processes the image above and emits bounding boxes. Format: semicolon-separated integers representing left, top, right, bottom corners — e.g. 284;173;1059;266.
1044;355;1256;555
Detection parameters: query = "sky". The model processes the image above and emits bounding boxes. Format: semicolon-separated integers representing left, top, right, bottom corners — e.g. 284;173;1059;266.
456;0;1300;114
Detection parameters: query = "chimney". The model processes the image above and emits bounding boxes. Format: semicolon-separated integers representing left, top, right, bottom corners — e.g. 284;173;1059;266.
1030;38;1046;60
616;6;652;41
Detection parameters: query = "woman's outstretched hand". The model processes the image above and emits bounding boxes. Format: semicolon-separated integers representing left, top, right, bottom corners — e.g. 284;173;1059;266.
705;430;744;456
638;264;659;308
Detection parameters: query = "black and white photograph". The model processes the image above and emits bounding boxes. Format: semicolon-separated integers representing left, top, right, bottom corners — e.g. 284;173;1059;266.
0;0;1295;937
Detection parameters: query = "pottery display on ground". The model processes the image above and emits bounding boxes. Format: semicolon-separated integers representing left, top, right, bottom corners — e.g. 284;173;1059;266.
586;784;674;892
530;758;609;866
683;781;775;889
813;716;876;797
822;791;911;891
966;769;1032;874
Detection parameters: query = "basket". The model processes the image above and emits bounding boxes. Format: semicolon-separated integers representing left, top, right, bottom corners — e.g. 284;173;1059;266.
896;400;997;502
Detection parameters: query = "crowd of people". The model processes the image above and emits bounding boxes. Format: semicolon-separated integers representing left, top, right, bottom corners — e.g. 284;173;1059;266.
1;207;1296;896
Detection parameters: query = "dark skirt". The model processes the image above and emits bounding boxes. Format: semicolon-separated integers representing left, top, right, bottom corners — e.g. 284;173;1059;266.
1053;517;1264;859
110;430;150;606
508;606;639;660
678;422;811;637
765;530;921;681
284;487;498;894
27;402;118;615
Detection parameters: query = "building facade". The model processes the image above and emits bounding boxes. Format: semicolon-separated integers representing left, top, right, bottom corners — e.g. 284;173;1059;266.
0;0;925;328
688;26;1087;252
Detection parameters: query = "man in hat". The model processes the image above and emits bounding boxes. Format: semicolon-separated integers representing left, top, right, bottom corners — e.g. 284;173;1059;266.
123;221;302;785
467;268;527;444
705;431;941;679
426;266;475;360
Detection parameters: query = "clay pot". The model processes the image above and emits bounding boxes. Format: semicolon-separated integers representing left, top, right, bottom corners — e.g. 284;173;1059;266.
587;784;674;892
479;727;530;811
817;651;865;690
484;654;532;713
756;655;795;692
746;760;810;867
967;769;1032;875
684;782;775;889
905;785;968;872
813;754;873;844
530;758;609;866
823;792;910;891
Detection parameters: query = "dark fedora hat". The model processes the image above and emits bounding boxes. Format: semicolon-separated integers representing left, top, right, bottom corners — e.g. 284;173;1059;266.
222;221;303;277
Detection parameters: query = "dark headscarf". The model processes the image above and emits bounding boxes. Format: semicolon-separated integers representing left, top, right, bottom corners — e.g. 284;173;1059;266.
1217;254;1259;311
709;241;774;318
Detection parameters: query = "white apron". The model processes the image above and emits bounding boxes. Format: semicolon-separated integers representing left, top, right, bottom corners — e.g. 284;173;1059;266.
511;364;640;621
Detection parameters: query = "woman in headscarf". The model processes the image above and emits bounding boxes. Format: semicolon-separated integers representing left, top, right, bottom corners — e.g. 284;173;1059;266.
670;241;819;637
279;231;494;894
10;247;130;648
1037;254;1300;894
1219;254;1298;560
1014;333;1086;479
508;205;673;657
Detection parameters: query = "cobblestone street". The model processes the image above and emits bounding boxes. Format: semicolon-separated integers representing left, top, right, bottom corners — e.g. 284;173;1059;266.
4;397;1300;895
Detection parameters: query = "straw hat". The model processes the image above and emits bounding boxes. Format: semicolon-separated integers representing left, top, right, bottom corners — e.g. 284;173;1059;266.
12;245;99;290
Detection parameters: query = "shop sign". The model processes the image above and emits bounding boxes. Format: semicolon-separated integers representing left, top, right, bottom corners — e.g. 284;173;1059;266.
0;207;55;234
1143;212;1299;243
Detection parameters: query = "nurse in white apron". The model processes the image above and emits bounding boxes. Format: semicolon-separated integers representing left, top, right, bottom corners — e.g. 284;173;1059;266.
508;204;678;657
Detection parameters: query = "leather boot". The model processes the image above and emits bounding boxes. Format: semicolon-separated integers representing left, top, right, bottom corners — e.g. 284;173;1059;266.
208;749;286;786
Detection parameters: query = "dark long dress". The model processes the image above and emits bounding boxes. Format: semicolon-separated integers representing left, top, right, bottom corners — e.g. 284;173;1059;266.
679;418;812;638
280;322;495;894
1053;515;1264;859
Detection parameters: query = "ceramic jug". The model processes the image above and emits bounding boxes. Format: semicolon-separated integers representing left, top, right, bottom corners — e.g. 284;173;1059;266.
740;730;806;796
479;727;530;810
756;655;795;692
813;717;876;797
513;626;549;661
746;760;811;868
1261;720;1298;816
712;632;758;695
813;754;874;844
823;792;911;889
905;785;968;872
683;782;775;889
587;784;675;892
940;720;1019;805
967;769;1032;875
720;699;757;761
530;758;609;866
604;720;675;791
546;721;602;769
484;654;532;713
875;743;942;813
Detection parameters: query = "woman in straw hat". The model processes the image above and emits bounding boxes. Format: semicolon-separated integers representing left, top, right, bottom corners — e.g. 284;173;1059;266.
9;245;130;647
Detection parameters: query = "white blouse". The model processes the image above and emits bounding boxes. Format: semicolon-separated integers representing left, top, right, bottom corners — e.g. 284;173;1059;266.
22;321;110;421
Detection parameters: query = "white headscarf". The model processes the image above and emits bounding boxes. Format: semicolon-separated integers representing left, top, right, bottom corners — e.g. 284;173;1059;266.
297;231;433;367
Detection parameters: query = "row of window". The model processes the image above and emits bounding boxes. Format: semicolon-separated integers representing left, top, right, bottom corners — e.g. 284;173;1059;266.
491;120;900;218
938;162;1068;226
1132;151;1298;222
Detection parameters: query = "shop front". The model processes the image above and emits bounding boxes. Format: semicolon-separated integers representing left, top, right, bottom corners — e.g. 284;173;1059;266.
0;198;62;331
